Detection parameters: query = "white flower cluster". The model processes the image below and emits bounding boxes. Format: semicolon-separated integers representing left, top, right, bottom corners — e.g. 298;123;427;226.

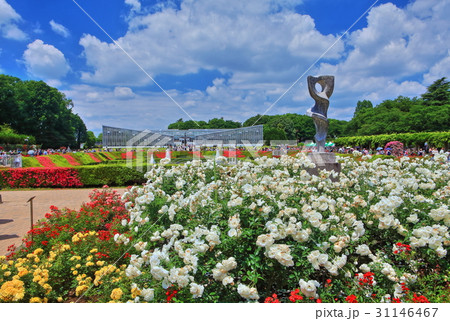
117;153;449;302
227;214;242;237
237;284;259;301
212;257;237;286
299;279;320;298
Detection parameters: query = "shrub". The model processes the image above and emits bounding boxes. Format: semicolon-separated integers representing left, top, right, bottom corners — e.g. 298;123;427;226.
0;168;82;188
76;165;145;187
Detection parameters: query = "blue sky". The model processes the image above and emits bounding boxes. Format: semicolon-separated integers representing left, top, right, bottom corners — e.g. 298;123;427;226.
1;0;449;135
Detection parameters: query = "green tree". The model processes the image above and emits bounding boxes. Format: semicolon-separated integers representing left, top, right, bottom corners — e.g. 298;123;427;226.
85;131;96;148
0;75;88;148
0;75;21;128
72;114;87;148
421;77;450;106
263;126;287;145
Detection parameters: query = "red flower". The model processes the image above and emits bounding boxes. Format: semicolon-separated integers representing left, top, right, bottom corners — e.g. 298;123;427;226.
412;293;430;303
264;293;280;303
345;295;358;303
61;154;81;166
41;241;48;246
87;153;101;162
289;289;303;302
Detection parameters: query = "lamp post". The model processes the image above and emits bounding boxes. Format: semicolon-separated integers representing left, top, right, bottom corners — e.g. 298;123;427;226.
27;196;36;242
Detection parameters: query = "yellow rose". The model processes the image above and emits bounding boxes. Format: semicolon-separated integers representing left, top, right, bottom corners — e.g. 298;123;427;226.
96;261;105;267
0;279;25;302
33;248;44;256
110;288;123;301
57;297;64;302
73;270;78;276
75;264;81;269
29;297;42;303
86;262;95;267
18;268;29;277
90;248;98;253
75;285;88;296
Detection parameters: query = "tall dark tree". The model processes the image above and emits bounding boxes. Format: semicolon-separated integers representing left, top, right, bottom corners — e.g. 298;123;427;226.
0;75;21;128
72;114;87;148
421;77;450;106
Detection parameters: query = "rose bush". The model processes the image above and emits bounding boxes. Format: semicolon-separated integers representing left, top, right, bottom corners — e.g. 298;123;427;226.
115;153;449;303
0;188;133;303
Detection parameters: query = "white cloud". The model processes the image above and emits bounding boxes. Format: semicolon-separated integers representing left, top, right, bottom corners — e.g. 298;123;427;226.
79;0;341;87
0;0;27;40
423;54;450;85
125;0;141;12
49;20;70;38
114;86;135;99
71;0;450;128
23;40;70;84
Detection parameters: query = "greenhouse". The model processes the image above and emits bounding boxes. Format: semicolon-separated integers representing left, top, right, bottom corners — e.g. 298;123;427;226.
102;125;264;147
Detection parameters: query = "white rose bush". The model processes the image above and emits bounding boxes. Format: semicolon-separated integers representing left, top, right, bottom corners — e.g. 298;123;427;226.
117;153;449;303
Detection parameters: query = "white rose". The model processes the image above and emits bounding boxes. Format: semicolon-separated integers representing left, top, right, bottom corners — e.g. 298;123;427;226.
190;283;205;298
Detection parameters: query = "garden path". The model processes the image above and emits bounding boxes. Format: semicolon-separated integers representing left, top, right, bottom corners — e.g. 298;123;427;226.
0;188;127;255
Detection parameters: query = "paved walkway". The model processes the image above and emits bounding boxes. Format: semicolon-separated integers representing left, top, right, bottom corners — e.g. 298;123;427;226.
0;188;127;256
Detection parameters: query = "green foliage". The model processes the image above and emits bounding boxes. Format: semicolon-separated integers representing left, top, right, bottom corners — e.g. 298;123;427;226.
0;74;88;148
21;156;43;168
335;131;450;149
76;165;145;186
421;77;450;106
85;131;97;149
345;79;450;136
168;117;241;130
71;153;99;165
0;124;36;144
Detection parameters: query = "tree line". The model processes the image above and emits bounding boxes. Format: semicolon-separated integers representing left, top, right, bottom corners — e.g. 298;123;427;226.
0;74;87;149
168;78;449;143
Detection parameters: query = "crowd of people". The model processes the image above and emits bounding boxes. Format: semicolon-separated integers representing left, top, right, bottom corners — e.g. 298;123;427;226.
1;143;449;168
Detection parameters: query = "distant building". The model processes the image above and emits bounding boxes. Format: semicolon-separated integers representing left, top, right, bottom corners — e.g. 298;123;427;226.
102;125;263;147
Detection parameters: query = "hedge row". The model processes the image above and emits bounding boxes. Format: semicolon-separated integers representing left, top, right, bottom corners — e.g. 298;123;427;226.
334;131;450;149
0;165;146;189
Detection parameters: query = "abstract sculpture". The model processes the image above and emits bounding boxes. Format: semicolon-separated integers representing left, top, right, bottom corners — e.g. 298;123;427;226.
306;75;334;152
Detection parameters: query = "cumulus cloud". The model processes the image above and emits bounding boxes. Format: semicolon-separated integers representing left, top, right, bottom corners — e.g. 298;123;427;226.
70;0;450;128
23;39;70;84
79;0;341;87
0;0;27;40
125;0;141;12
114;86;135;99
49;20;70;38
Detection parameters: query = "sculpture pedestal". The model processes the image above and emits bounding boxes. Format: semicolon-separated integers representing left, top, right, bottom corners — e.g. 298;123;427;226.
306;152;341;181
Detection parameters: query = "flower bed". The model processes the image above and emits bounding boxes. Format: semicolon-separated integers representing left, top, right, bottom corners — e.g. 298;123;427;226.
36;156;57;168
62;154;81;166
0;188;132;303
0;168;83;188
87;153;101;163
1;155;449;303
114;154;449;303
0;166;145;188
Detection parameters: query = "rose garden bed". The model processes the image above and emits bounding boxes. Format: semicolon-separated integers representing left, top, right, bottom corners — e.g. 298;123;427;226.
0;154;449;302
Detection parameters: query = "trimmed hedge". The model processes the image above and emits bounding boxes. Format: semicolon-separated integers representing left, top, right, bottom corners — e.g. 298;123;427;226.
0;165;146;188
0;168;82;188
335;131;450;149
75;165;145;187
